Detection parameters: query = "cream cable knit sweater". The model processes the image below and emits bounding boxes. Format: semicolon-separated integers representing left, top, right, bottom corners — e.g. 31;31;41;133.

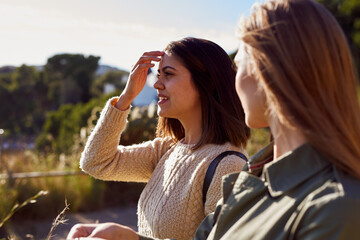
80;98;247;240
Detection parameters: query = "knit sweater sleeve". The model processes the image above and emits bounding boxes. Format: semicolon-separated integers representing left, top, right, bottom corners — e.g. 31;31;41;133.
204;154;247;215
80;97;172;183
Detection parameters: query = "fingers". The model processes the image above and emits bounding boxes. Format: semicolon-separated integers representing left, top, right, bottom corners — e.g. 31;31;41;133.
137;56;161;65
133;51;164;69
142;51;165;57
131;62;155;73
67;224;97;239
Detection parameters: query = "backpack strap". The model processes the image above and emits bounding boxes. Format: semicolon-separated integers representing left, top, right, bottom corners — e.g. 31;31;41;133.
202;151;248;204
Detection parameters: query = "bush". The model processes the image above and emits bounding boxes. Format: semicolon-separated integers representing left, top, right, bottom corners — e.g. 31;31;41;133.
246;128;271;156
1;99;157;226
35;92;117;155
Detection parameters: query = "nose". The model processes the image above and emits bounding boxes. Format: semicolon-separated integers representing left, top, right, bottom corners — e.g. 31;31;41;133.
153;78;164;90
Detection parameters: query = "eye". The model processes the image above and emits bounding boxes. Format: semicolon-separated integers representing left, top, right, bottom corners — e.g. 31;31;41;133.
157;71;173;79
160;72;173;79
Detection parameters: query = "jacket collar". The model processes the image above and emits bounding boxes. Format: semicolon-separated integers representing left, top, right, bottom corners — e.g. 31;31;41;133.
248;142;331;197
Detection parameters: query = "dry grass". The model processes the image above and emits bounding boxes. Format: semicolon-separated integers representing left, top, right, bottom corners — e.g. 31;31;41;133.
46;199;70;240
0;193;70;240
0;148;104;224
0;190;48;228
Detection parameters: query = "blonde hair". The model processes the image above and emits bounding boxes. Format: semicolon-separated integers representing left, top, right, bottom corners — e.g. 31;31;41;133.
238;0;360;178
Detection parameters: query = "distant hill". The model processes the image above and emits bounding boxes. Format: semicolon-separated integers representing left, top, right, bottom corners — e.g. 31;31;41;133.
96;64;127;76
0;64;127;76
0;66;16;74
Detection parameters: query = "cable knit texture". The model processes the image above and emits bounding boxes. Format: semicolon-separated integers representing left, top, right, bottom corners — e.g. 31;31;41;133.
80;97;247;240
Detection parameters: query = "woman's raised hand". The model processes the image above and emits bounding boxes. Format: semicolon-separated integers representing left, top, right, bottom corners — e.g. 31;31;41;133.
115;51;164;110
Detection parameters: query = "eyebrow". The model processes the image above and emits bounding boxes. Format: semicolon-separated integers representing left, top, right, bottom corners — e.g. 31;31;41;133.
158;66;177;73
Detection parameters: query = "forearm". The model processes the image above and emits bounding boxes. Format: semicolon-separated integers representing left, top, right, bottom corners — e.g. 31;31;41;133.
80;98;130;179
80;98;172;182
115;94;133;111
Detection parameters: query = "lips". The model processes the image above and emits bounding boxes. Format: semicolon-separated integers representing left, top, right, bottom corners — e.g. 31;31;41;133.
158;94;169;105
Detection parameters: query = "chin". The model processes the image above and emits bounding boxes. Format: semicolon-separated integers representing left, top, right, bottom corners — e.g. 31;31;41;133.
157;109;167;117
157;110;176;119
246;118;268;129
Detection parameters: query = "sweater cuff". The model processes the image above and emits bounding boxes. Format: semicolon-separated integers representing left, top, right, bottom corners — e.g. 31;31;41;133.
138;234;170;240
138;235;155;240
101;97;131;125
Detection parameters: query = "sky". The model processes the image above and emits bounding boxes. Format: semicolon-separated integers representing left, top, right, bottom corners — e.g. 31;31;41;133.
0;0;259;71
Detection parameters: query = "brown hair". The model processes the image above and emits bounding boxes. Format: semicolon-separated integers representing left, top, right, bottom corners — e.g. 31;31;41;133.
156;37;250;150
238;0;360;178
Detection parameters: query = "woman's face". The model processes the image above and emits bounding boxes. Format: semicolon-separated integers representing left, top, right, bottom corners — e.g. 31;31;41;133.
234;43;269;128
154;52;201;120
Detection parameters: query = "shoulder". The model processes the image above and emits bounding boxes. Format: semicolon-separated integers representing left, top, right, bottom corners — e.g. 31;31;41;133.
296;168;360;238
305;167;360;213
216;153;247;173
150;136;174;146
215;145;248;172
133;137;174;152
203;150;248;190
307;166;360;204
334;166;360;199
203;143;248;171
305;180;360;215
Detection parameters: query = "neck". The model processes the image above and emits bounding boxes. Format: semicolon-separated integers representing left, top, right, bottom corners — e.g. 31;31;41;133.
179;111;203;145
269;118;307;161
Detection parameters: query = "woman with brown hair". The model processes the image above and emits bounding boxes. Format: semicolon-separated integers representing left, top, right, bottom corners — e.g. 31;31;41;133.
68;0;360;239
73;37;250;240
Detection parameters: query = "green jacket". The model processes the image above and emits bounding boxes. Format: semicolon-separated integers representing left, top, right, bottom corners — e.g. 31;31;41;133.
140;143;360;240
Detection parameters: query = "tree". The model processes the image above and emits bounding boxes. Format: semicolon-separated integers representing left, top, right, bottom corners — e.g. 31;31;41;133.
0;65;44;136
35;93;113;154
91;70;128;98
316;0;360;77
44;54;100;109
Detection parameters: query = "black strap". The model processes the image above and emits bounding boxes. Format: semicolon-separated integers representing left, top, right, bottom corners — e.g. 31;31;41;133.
202;151;248;204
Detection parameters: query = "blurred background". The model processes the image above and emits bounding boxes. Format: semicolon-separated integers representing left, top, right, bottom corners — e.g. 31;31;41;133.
0;0;359;239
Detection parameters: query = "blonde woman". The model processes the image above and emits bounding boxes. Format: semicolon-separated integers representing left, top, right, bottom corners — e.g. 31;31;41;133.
67;0;360;239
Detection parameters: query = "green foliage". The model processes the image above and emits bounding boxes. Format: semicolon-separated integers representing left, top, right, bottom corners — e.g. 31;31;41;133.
36;89;158;155
35;93;114;155
246;128;271;156
91;70;128;98
0;184;18;223
0;53;131;142
121;103;158;145
228;51;236;61
0;65;46;136
316;0;360;77
44;54;100;107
